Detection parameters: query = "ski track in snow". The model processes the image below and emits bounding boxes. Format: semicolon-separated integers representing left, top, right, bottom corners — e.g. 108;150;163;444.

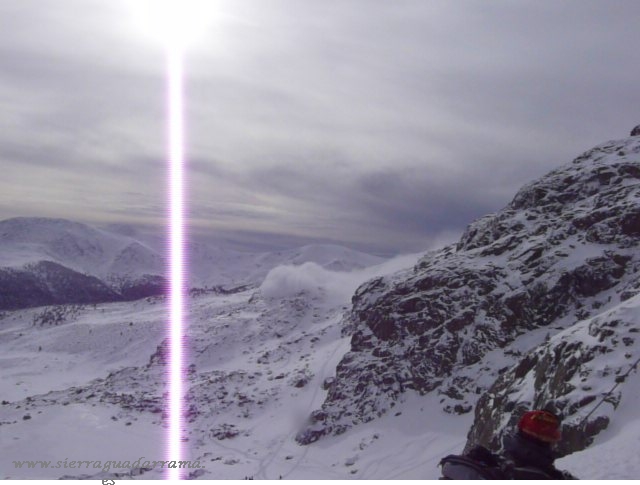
255;323;349;480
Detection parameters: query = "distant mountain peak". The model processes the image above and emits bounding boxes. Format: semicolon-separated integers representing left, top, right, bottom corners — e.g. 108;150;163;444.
0;217;384;310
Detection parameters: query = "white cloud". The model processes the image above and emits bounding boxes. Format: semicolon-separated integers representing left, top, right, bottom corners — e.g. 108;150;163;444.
259;253;424;305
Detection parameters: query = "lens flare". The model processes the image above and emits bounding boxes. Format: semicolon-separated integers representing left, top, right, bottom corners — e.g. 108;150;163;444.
166;43;186;481
129;0;214;477
130;0;214;49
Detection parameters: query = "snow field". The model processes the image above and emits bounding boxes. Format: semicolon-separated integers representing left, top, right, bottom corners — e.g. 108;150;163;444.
0;403;163;480
0;246;638;479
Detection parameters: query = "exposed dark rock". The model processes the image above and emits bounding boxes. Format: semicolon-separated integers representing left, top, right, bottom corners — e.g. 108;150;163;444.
465;312;638;457
322;377;336;390
148;339;170;366
211;423;240;440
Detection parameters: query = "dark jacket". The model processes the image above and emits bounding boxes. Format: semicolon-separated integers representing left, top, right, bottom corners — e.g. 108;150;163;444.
440;433;577;480
501;432;577;480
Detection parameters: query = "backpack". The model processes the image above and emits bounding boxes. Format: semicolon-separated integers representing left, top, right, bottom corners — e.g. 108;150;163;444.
439;446;507;480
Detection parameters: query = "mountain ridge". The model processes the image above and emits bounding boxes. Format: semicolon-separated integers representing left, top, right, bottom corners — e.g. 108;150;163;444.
297;131;640;449
0;217;384;310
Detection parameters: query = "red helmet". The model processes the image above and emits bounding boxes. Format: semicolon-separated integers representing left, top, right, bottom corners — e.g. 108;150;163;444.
518;410;562;443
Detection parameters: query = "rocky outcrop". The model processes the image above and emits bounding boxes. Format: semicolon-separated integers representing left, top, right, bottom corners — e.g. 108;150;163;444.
465;294;640;457
297;131;640;444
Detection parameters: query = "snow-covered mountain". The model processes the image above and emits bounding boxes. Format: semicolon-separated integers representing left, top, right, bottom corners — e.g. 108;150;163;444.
0;217;162;278
297;129;640;458
0;217;384;310
0;218;165;309
1;127;640;479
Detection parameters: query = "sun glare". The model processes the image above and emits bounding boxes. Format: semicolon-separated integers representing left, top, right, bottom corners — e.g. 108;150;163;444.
130;0;215;48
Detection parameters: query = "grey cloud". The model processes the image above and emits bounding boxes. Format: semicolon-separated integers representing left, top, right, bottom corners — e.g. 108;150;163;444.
184;158;497;252
1;1;639;254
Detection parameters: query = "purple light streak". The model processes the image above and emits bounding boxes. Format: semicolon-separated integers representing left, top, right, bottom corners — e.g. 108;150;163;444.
166;42;186;480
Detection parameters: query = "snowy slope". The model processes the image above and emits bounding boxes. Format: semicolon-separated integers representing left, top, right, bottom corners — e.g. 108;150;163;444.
467;293;640;459
0;217;162;279
558;360;640;479
1;255;434;479
2;255;636;480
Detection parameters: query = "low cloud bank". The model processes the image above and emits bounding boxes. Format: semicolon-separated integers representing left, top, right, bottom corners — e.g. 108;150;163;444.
260;252;425;305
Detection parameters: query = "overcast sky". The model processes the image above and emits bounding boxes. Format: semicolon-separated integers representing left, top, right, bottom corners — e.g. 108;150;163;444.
1;1;639;254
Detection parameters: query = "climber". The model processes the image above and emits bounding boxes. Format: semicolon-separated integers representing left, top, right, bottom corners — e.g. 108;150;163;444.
500;409;577;479
439;409;577;479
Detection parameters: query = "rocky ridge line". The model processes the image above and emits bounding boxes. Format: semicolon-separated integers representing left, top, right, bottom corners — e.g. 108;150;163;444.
297;129;640;446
